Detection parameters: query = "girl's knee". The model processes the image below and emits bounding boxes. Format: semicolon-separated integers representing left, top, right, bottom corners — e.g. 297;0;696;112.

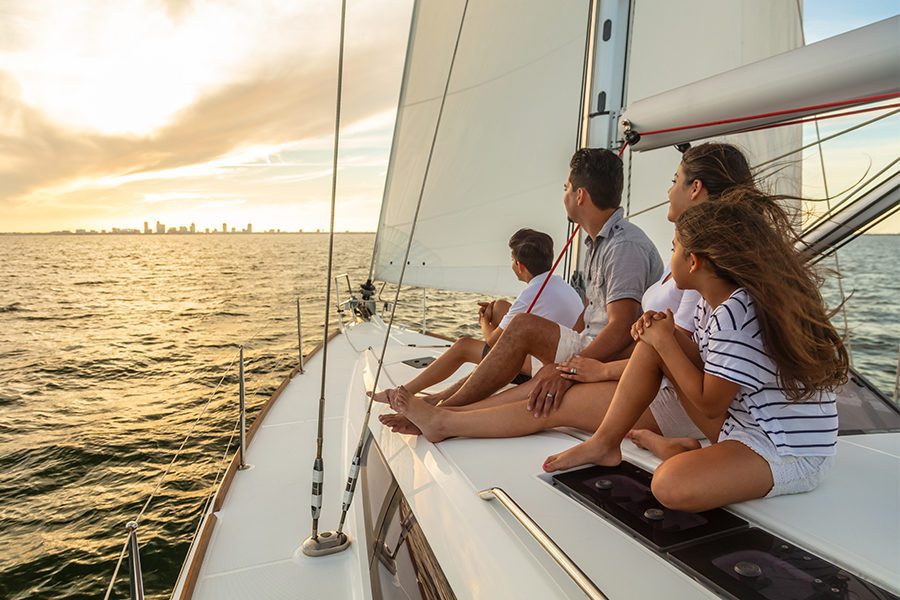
651;460;697;511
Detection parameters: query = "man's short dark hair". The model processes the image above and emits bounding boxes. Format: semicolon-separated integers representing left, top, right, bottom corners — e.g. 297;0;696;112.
569;148;623;209
509;228;553;275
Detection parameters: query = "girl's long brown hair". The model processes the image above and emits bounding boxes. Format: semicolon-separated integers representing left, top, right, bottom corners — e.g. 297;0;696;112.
681;142;798;239
676;193;849;401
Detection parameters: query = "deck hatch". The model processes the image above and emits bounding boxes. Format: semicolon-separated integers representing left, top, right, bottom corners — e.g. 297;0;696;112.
551;462;748;551
669;527;899;600
401;356;436;369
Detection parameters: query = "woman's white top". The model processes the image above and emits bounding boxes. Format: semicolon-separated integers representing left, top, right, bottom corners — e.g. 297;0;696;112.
641;266;702;331
693;288;839;457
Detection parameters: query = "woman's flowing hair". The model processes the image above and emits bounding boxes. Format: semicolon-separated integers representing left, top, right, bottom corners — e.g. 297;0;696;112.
681;142;798;240
676;193;849;401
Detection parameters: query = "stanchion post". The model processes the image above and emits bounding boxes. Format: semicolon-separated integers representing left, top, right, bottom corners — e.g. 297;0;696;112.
126;521;145;600
297;298;305;374
238;345;249;470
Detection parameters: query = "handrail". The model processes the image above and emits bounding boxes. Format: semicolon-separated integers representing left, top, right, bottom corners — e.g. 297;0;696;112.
478;487;607;600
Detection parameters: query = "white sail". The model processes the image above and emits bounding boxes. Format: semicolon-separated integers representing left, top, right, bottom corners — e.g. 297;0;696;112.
371;0;591;297
613;0;805;257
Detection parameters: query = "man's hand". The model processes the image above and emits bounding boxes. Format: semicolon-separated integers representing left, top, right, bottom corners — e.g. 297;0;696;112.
637;308;675;350
526;363;574;417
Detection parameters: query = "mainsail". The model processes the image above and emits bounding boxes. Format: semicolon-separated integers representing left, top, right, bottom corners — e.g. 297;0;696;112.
373;0;809;289
371;0;591;297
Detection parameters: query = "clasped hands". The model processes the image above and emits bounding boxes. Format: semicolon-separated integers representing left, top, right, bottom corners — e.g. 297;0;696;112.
477;300;494;324
631;308;675;349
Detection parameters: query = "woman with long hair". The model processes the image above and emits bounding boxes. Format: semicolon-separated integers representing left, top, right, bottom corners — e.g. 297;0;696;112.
539;197;848;510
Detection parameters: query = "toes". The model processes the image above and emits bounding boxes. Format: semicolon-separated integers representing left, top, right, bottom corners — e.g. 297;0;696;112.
542;454;561;472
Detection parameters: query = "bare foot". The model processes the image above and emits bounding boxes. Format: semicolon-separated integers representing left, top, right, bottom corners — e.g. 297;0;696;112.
390;386;448;443
418;392;445;406
542;436;621;472
378;413;422;435
368;388;395;404
628;429;701;461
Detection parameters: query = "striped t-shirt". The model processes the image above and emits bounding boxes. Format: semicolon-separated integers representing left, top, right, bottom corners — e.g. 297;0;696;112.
692;288;838;457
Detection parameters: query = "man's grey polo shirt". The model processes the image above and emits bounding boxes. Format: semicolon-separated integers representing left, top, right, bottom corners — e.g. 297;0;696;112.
581;208;663;336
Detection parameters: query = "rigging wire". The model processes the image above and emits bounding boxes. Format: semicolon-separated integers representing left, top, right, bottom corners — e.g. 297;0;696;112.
101;348;240;597
173;414;242;585
334;0;471;536
792;0;852;362
616;106;899;223
309;0;348;542
755;107;900;169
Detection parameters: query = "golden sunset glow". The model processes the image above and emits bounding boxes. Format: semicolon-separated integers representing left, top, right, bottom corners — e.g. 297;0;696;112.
0;0;897;233
0;0;411;233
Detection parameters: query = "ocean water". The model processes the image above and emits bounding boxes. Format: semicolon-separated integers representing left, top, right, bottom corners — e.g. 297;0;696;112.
0;233;897;599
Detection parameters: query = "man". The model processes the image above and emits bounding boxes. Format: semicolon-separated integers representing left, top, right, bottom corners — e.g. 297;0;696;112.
373;228;583;403
431;148;663;414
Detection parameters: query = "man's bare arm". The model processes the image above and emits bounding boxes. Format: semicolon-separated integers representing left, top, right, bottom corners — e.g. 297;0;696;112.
579;298;642;362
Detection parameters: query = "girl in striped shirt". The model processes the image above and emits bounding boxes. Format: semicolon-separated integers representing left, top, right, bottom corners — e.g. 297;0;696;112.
544;194;849;511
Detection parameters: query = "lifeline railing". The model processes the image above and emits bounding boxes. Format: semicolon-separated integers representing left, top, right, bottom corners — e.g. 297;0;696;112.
103;298;311;598
333;274;432;334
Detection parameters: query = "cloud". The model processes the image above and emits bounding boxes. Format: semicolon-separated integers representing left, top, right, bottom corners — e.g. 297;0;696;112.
0;0;411;209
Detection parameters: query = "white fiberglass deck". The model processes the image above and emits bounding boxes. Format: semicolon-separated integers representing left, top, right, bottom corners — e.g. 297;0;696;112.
174;319;900;598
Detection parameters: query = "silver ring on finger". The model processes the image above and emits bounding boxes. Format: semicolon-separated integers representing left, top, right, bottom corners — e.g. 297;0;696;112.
570;367;576;375
545;392;554;399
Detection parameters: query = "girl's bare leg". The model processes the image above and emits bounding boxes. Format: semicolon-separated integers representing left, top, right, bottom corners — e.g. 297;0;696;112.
628;430;701;461
650;440;773;512
543;341;665;471
388;382;659;444
663;329;724;442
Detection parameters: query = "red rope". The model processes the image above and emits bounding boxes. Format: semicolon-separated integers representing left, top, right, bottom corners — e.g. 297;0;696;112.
526;223;581;313
736;101;900;134
633;91;900;138
618;143;628;157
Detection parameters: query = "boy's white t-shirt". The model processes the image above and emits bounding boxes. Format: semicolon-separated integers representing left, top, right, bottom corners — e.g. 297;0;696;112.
498;271;583;331
693;288;838;457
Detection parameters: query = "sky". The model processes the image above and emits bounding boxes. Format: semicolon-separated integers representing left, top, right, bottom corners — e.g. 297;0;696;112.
0;0;897;233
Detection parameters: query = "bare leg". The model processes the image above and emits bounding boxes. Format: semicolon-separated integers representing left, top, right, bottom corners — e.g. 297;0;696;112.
650;440;773;512
379;377;540;435
543;341;665;471
443;313;561;407
389;382;659;443
662;330;724;442
628;429;701;461
370;337;485;403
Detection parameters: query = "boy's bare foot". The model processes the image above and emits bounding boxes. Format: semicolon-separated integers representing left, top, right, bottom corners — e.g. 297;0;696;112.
628;429;701;461
542;436;621;472
378;413;422;435
389;386;448;443
368;388;395;404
